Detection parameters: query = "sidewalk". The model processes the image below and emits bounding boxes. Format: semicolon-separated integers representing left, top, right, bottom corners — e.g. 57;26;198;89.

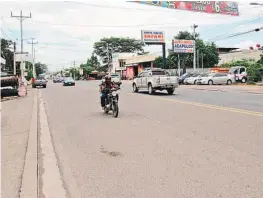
1;88;36;198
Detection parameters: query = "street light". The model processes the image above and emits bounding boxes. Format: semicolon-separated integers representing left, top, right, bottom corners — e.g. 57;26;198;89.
250;2;263;5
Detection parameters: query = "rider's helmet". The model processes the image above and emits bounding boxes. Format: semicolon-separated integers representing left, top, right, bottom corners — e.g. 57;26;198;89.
105;76;111;84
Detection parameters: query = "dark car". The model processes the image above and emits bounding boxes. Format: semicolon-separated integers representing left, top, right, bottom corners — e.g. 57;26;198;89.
179;72;199;84
63;77;75;86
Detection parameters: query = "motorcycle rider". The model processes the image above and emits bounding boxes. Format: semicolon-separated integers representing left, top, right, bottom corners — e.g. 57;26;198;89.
99;75;117;109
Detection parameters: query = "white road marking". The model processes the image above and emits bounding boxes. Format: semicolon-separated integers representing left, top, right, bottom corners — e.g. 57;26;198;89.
39;91;67;198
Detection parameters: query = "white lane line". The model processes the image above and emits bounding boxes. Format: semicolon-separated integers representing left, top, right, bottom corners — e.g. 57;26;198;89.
39;91;67;198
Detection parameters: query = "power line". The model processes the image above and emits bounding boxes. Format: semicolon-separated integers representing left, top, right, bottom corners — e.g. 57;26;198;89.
28;19;190;29
211;26;263;42
207;16;263;41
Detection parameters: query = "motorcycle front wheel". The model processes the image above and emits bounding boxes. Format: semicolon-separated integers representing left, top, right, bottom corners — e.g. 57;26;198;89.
112;102;119;118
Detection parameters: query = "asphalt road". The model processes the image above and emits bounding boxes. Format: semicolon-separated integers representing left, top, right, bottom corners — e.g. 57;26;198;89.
40;80;263;198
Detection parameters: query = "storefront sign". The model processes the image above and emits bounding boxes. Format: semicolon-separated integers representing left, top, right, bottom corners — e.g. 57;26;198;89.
131;1;239;16
141;30;165;43
173;39;195;53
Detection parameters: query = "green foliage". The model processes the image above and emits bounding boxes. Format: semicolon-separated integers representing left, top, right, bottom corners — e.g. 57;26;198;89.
86;54;100;69
93;37;145;63
1;38;14;73
153;31;219;69
35;62;48;76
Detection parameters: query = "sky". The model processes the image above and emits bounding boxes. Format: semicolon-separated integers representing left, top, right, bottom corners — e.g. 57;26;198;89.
0;0;263;71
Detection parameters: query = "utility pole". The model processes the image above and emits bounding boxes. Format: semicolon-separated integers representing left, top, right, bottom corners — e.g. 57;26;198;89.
197;50;199;69
201;53;204;71
192;24;198;71
13;42;16;75
27;38;38;78
11;11;32;78
73;60;76;80
106;43;110;73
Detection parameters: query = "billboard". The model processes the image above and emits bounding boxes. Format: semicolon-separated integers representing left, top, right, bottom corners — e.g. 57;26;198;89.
173;39;195;53
141;30;165;43
130;1;239;16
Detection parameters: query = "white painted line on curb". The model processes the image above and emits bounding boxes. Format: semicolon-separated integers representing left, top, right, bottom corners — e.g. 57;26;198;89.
20;89;38;198
39;91;67;198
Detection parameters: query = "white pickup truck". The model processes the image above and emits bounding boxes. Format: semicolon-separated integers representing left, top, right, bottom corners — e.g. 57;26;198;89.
132;68;179;95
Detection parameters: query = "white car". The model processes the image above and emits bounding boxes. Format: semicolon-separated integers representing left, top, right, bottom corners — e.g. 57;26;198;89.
197;73;235;85
110;73;121;83
184;73;202;85
132;68;179;95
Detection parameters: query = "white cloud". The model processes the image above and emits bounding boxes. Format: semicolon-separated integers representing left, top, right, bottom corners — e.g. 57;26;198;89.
1;0;263;71
234;40;259;49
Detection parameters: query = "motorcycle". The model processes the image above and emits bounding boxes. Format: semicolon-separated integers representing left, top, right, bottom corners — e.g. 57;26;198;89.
103;87;120;118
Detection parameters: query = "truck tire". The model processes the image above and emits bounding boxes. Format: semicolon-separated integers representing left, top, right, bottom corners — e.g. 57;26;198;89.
241;77;247;83
167;88;174;95
133;83;138;92
43;85;47;88
148;83;154;95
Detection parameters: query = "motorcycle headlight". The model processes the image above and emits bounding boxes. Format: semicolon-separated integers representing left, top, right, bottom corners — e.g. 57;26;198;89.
112;91;117;96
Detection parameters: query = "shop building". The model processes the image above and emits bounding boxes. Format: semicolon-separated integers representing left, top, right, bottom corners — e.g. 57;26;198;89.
124;54;158;80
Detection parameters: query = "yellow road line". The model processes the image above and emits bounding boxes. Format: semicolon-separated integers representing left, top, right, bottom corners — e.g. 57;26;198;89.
127;93;263;117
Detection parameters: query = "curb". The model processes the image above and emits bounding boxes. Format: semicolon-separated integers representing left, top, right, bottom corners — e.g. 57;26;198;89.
19;89;38;198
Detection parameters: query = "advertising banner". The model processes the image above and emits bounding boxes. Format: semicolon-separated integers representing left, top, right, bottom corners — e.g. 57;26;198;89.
173;39;195;53
131;1;239;16
141;30;165;43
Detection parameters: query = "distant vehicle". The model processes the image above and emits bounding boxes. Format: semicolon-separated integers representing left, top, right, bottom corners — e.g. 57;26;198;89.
32;76;47;88
184;73;203;85
132;68;179;95
63;77;75;86
53;77;63;83
179;73;197;84
228;66;247;83
110;73;121;84
197;73;235;85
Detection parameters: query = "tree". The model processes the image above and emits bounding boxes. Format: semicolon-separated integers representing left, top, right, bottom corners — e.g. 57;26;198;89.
93;37;145;63
86;54;100;69
153;31;219;71
35;62;48;75
1;38;14;73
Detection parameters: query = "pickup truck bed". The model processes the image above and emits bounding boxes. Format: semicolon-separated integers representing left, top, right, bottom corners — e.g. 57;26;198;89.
132;68;179;95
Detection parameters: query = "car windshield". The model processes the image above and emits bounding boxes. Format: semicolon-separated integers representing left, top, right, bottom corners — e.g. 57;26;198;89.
65;77;73;81
36;77;45;80
192;73;200;77
181;73;189;77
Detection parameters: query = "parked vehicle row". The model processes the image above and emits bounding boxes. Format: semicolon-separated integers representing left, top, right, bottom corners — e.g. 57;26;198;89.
181;72;235;85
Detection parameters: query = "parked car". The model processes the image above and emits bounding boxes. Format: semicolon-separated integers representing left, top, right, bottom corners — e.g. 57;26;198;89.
197;73;235;85
132;68;179;95
184;73;203;85
179;72;198;84
63;77;75;86
32;76;47;88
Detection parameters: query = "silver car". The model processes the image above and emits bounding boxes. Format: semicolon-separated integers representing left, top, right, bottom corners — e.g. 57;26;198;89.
197;73;235;85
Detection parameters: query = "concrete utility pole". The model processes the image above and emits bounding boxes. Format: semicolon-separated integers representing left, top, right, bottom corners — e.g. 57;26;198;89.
11;10;32;78
13;42;16;75
27;38;38;78
73;60;76;80
192;24;198;71
106;43;110;73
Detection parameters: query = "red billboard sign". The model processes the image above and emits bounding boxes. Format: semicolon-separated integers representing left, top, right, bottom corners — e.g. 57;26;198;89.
130;1;239;16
